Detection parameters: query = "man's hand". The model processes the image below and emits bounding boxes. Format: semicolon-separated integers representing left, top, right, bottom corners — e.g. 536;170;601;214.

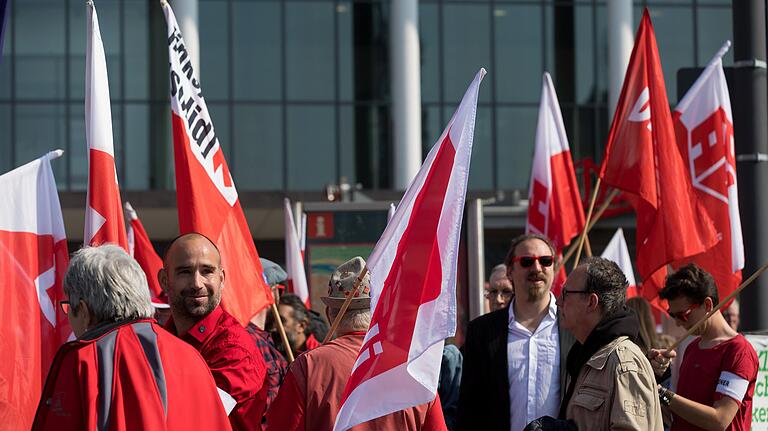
647;348;676;377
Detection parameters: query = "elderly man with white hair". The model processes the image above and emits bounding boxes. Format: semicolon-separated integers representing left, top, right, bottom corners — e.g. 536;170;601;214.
32;244;231;430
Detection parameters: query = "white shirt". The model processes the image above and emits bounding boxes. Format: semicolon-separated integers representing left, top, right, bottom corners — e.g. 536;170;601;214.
507;293;561;431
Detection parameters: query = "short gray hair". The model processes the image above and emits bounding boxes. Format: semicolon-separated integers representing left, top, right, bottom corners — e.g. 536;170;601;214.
65;245;154;323
328;307;371;333
581;256;628;317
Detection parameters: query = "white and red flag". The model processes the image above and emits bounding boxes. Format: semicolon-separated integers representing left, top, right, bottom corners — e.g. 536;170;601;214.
673;42;743;303
163;2;272;324
601;228;638;298
334;69;485;430
84;1;127;250
0;151;71;430
525;72;585;293
284;198;310;306
599;9;717;299
125;202;164;299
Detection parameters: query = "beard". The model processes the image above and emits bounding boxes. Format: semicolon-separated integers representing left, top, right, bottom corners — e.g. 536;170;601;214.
172;288;221;320
526;283;548;301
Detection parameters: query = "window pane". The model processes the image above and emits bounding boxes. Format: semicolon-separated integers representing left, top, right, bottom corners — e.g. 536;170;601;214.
207;102;232;163
286;105;336;190
338;2;354;102
420;3;439;103
650;7;694;103
233;1;281;101
286;3;334;101
422;105;442;155
0;11;11;100
443;5;490;103
69;103;87;190
16;0;66;100
575;5;595;104
16;104;67;183
125;0;150;100
199;1;229;101
232;105;283;190
496;106;538;191
0;104;10;174
338;105;356;184
124;104;150;190
697;7;733;67
495;5;543;104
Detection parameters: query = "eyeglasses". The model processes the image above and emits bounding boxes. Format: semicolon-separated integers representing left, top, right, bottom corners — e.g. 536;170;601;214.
668;303;701;323
511;255;554;268
60;300;71;315
485;289;514;300
560;288;591;299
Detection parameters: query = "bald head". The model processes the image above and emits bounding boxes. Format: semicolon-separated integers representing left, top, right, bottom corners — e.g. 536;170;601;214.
164;233;221;266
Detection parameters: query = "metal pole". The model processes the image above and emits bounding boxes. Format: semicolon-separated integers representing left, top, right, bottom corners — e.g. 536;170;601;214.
171;0;200;78
607;0;633;119
390;0;422;190
732;0;768;331
467;199;485;320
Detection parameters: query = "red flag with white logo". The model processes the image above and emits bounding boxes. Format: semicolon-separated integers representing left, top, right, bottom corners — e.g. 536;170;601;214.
526;72;585;294
125;201;164;299
333;69;485;430
163;3;272;324
84;1;127;250
673;42;743;303
0;151;71;430
599;9;717;293
284;198;310;306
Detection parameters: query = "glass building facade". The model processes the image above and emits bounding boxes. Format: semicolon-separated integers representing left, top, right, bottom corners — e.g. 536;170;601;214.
0;0;733;193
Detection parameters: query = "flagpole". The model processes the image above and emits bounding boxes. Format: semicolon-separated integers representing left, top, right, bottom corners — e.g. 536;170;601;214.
572;178;603;268
323;266;369;344
270;288;295;363
45;149;65;161
557;188;620;274
667;259;768;352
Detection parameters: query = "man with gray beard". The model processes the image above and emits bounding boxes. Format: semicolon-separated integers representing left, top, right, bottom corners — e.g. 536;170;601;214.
458;234;575;431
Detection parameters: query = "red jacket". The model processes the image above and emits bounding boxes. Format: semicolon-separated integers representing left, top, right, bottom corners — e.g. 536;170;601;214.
166;306;268;430
32;319;232;431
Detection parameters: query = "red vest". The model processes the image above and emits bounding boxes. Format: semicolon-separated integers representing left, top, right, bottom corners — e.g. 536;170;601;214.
32;319;232;431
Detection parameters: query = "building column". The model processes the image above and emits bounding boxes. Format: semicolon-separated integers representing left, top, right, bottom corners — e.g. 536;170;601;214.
390;0;422;190
607;1;633;119
171;0;200;77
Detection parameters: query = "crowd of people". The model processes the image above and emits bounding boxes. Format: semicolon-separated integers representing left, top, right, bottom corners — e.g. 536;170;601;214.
29;232;758;430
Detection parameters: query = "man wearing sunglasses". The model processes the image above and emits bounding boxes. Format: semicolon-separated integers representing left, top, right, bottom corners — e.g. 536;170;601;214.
652;265;758;431
32;245;231;430
458;234;575;431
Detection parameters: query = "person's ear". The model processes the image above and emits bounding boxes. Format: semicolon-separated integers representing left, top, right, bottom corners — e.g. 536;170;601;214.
220;268;226;290
158;268;168;292
77;299;92;326
704;297;715;312
588;293;600;311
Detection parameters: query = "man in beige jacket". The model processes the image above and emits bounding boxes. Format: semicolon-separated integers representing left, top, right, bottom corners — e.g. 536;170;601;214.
525;257;663;431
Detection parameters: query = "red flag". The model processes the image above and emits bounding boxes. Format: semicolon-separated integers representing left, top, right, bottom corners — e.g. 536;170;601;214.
599;9;717;290
125;202;164;299
526;73;585;295
334;69;484;431
84;2;127;250
0;151;71;430
284;198;310;306
673;42;743;303
163;3;272;325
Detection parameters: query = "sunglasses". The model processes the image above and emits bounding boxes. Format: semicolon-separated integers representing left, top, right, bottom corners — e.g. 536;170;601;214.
511;255;554;268
667;303;700;323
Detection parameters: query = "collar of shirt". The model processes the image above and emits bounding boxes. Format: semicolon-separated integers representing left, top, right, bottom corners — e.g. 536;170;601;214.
508;292;558;334
165;305;224;347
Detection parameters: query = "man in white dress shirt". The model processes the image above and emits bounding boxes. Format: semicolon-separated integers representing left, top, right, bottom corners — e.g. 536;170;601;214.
458;234;575;431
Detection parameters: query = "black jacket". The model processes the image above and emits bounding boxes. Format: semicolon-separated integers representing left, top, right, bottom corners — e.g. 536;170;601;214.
456;304;575;431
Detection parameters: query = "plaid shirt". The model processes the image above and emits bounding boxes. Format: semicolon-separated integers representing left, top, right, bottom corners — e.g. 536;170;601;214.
246;322;288;409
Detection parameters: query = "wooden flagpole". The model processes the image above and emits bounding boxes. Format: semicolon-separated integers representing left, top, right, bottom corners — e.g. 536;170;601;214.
323;266;369;344
572;178;602;268
270;289;294;363
667;260;768;352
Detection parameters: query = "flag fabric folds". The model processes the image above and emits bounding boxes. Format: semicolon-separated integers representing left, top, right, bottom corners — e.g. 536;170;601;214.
599;9;717;292
84;1;128;250
0;151;71;430
284;198;310;306
601;228;638;298
333;69;485;431
124;202;164;299
673;42;743;304
163;2;272;325
525;72;586;294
